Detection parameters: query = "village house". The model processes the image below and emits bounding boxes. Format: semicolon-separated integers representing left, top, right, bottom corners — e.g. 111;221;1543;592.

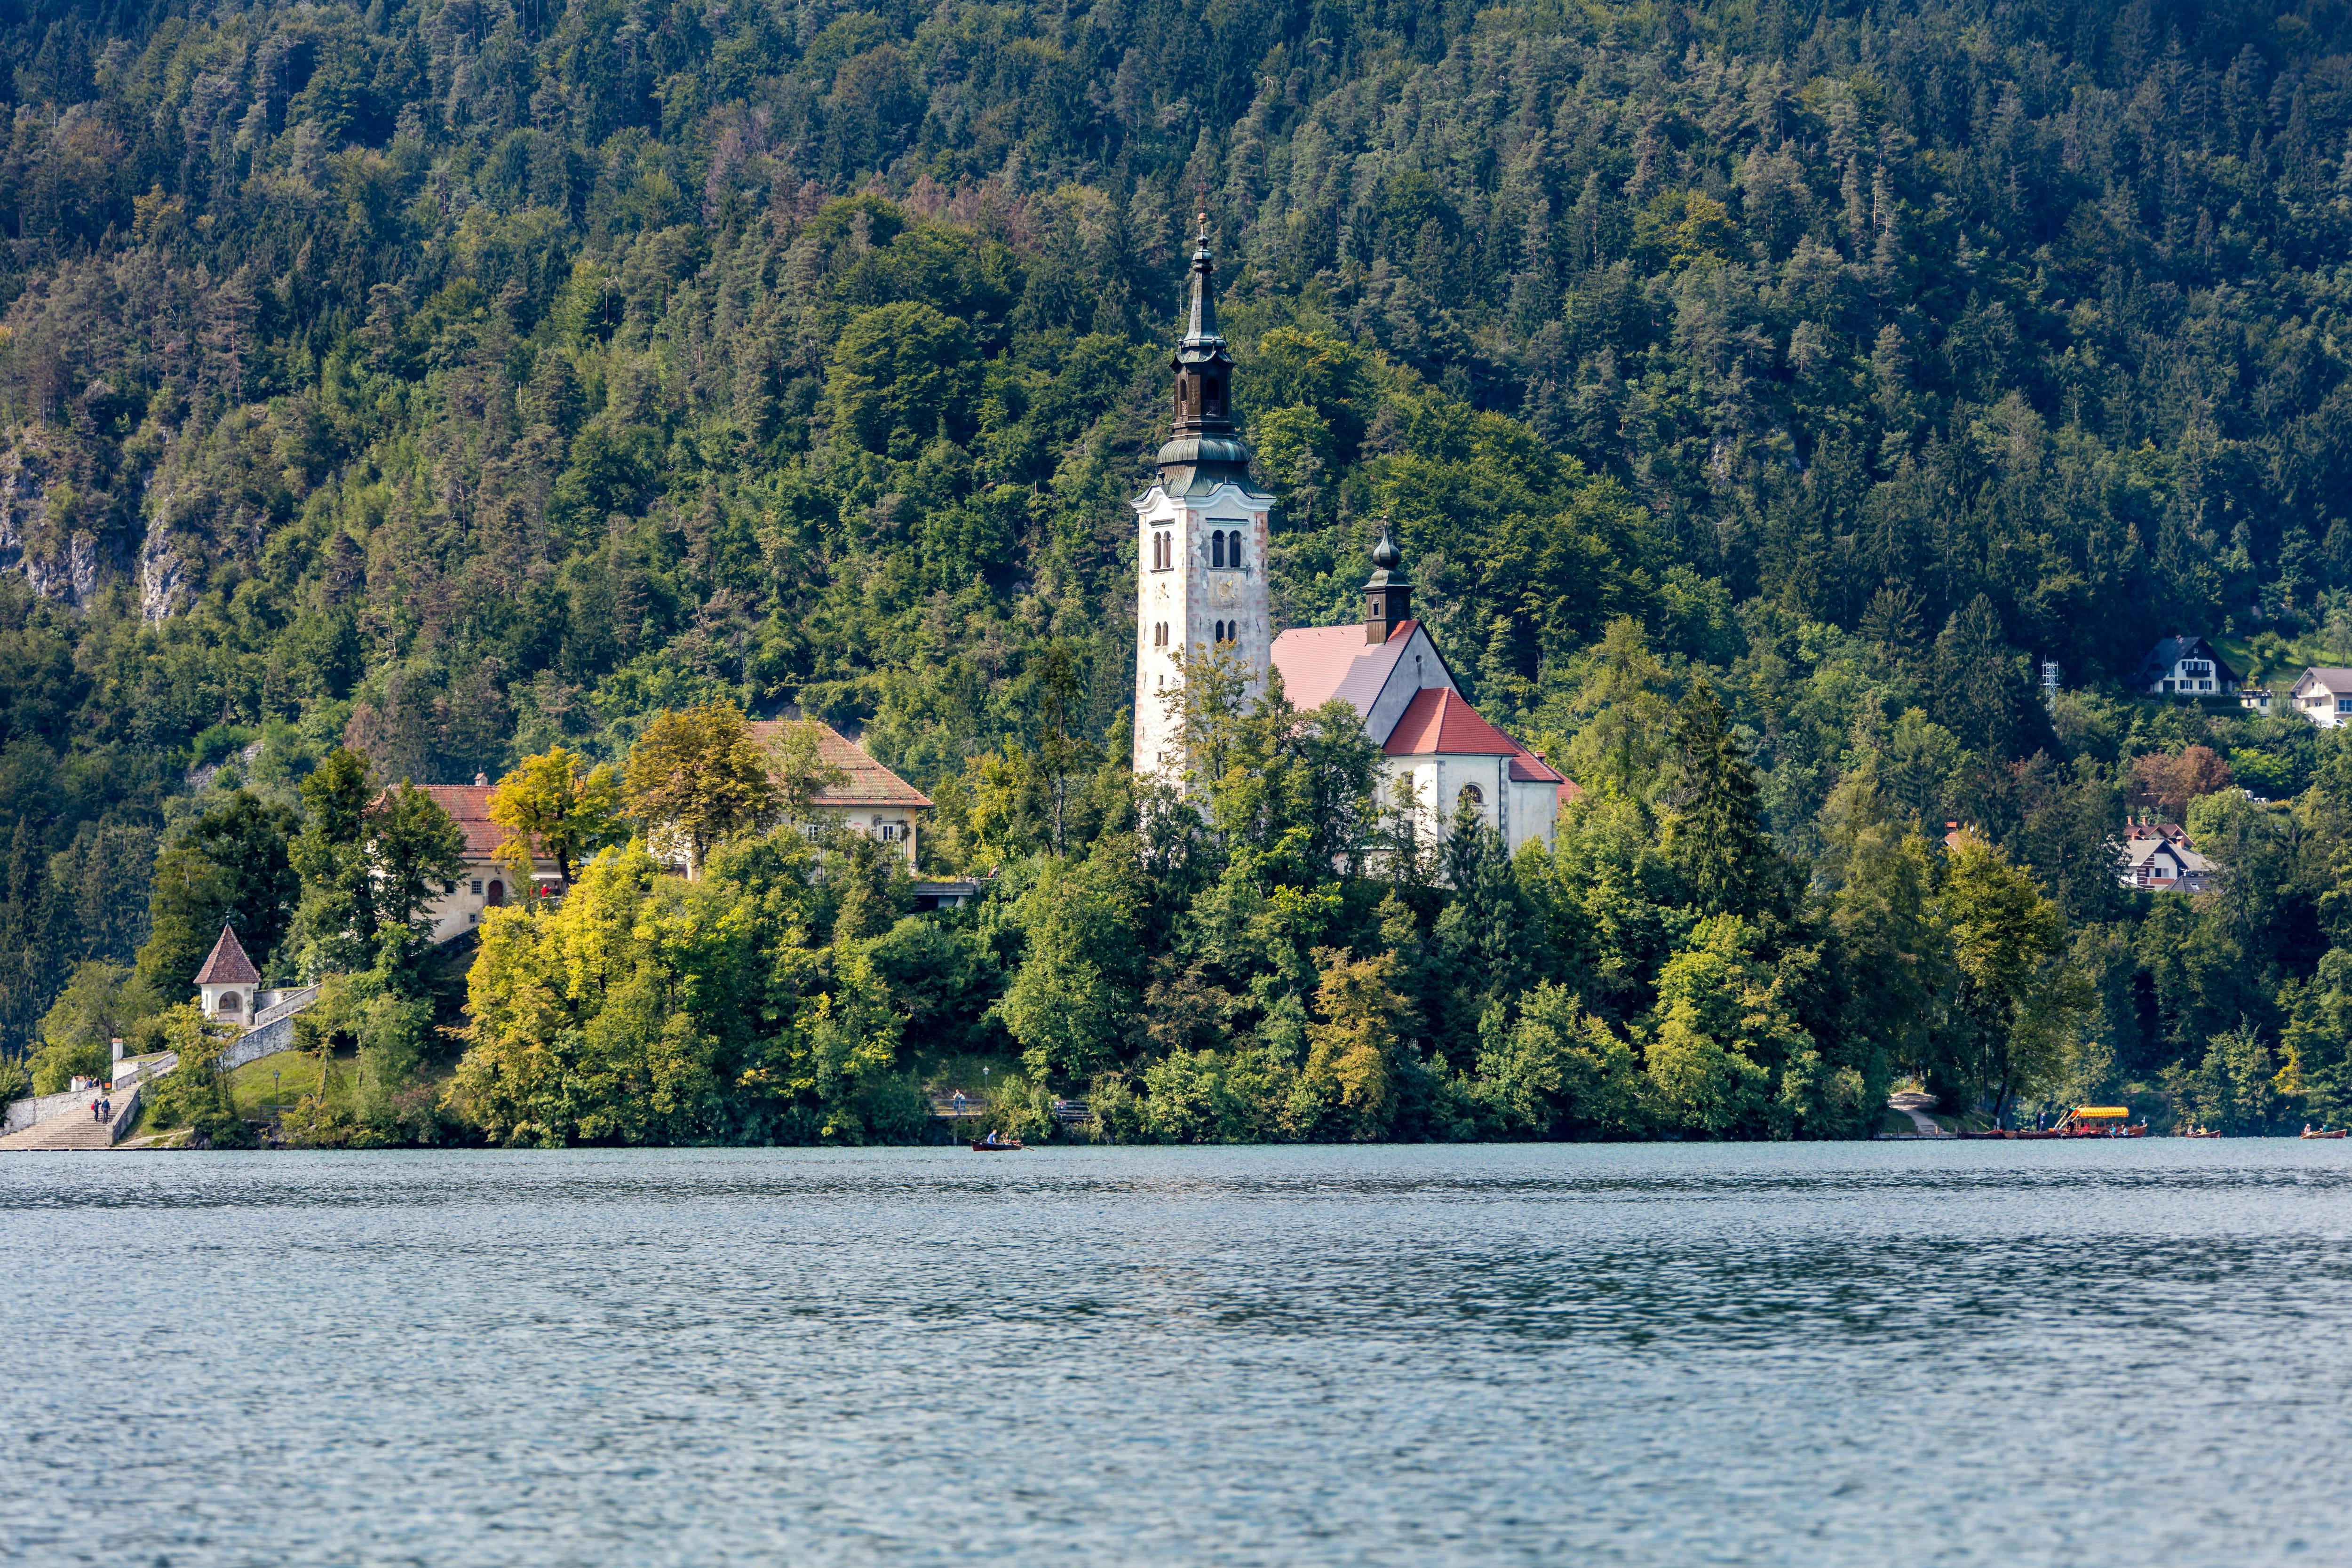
742;720;930;865
2133;635;2240;698
2240;687;2273;716
411;778;561;942
2117;827;2216;893
2287;667;2352;728
1129;215;1573;854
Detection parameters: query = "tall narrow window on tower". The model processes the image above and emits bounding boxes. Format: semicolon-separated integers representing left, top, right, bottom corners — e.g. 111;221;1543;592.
1212;532;1225;569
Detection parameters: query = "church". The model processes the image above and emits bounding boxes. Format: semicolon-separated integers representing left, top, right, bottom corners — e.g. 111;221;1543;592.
1131;219;1572;854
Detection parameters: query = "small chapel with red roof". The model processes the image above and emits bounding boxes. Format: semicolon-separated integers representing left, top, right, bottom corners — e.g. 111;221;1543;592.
1131;216;1573;854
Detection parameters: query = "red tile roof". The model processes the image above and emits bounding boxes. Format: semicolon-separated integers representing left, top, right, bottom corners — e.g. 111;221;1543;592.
745;720;931;809
407;784;505;859
192;924;261;986
1383;688;1523;757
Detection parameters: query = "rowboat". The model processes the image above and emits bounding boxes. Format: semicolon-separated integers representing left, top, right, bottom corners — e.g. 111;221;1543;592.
2302;1128;2348;1140
969;1139;1026;1152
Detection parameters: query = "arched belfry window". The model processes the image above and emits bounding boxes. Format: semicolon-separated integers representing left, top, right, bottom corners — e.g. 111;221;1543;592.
1204;376;1223;414
1229;532;1244;570
1458;784;1485;810
1212;532;1226;569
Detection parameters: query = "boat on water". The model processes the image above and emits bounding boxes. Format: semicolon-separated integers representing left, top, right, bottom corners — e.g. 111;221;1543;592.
2302;1127;2348;1140
2049;1106;2149;1138
2180;1128;2223;1138
969;1138;1026;1152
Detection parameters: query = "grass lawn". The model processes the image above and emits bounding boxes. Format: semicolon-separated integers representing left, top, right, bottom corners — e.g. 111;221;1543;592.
1875;1107;1921;1137
226;1050;341;1120
2210;631;2352;691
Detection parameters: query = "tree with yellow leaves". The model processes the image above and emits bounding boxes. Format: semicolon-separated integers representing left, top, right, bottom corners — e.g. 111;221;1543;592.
489;745;626;888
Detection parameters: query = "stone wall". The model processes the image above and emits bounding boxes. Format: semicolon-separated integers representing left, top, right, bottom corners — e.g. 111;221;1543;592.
3;1087;93;1137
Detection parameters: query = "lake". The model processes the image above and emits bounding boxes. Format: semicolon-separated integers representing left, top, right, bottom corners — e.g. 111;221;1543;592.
3;1142;2349;1566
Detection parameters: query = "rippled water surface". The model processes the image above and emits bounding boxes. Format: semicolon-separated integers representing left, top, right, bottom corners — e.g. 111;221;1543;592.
5;1143;2352;1566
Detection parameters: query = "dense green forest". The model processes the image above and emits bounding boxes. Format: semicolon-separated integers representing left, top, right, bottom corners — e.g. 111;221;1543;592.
4;0;2352;1142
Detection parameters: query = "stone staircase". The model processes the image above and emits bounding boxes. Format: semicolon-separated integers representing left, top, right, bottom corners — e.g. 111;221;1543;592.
0;1082;143;1151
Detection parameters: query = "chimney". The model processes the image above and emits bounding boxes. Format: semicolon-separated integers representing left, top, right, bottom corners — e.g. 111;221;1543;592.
1363;518;1412;644
475;772;489;787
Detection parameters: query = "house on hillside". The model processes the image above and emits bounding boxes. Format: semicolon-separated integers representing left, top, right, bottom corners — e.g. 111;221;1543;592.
2241;687;2273;716
742;720;930;865
2287;667;2352;728
405;778;561;942
2117;829;2216;893
2134;635;2240;698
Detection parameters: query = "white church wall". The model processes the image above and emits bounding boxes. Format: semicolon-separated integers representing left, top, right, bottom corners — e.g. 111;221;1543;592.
1359;628;1454;736
1509;780;1558;856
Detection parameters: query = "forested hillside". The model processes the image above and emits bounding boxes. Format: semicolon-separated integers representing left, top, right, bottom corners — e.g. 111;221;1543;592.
4;0;2352;1141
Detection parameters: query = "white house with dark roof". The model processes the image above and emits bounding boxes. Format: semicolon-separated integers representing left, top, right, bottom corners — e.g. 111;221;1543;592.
2288;667;2352;728
2117;831;2216;892
2134;635;2239;698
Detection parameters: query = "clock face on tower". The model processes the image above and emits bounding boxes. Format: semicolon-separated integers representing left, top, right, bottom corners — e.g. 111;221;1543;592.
1212;577;1238;606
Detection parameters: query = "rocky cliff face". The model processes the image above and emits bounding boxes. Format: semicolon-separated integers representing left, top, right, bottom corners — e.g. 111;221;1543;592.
0;432;107;609
138;505;186;622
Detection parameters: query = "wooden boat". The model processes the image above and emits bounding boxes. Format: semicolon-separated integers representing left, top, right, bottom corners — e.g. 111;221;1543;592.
2050;1106;2149;1138
968;1138;1026;1151
2181;1129;2223;1138
2302;1128;2348;1140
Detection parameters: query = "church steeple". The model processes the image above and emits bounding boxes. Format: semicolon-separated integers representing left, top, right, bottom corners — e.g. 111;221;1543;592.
1155;206;1251;493
1363;517;1412;644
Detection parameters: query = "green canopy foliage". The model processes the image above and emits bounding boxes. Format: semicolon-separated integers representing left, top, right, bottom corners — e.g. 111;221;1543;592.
0;0;2349;1140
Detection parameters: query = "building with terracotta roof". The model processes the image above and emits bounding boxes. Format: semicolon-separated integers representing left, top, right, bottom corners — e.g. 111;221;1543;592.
1262;525;1565;855
1122;243;1567;856
742;719;931;865
192;923;262;1024
404;776;562;941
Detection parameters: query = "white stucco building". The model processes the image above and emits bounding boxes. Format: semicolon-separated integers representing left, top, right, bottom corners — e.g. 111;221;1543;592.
2288;667;2352;728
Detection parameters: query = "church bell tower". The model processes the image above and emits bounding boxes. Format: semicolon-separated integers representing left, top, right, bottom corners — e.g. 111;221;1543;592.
1132;211;1273;783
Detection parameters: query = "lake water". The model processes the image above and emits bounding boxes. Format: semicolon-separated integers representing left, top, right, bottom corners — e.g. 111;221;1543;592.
4;1143;2351;1566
